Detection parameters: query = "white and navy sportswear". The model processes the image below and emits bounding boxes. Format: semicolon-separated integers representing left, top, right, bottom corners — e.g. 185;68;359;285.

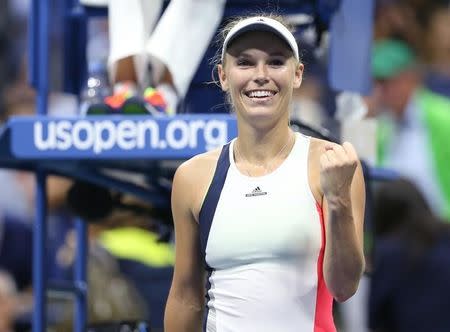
199;133;335;332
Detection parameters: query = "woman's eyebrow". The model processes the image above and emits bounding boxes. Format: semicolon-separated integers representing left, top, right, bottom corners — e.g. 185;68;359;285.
236;51;288;57
236;52;252;58
269;51;289;57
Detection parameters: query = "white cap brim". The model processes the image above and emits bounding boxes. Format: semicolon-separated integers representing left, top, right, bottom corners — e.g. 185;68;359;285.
221;17;299;62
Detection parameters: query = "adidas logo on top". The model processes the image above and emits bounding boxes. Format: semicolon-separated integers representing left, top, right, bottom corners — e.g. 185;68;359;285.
245;186;268;197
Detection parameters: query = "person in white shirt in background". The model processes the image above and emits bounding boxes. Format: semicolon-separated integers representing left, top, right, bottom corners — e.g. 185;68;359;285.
100;0;226;115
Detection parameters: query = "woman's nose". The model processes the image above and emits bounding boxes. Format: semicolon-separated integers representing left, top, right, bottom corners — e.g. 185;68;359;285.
253;63;269;84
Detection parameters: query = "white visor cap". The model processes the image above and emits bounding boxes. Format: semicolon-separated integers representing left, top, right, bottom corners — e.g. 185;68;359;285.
221;16;300;63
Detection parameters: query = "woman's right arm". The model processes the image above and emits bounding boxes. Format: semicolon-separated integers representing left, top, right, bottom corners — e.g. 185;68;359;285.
164;161;205;332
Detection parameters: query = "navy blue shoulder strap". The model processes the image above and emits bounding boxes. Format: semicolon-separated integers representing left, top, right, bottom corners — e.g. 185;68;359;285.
199;143;231;265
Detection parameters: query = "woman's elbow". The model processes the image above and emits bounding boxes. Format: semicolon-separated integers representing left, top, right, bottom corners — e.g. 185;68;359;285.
332;282;359;303
329;259;365;303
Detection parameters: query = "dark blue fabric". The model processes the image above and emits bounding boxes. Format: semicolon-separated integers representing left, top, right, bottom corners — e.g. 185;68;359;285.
199;143;231;265
425;72;450;99
316;0;342;26
369;235;450;332
116;258;173;330
0;216;32;290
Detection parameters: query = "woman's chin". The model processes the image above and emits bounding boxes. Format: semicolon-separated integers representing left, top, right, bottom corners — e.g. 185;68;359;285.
238;106;285;126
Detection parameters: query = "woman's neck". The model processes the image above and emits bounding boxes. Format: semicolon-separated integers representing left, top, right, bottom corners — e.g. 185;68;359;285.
235;125;294;165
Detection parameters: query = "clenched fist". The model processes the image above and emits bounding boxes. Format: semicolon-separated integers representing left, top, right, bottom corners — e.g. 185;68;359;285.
319;141;359;201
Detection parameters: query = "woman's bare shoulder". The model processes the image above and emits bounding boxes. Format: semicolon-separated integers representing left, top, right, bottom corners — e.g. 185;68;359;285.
178;148;222;175
173;147;224;189
172;147;225;220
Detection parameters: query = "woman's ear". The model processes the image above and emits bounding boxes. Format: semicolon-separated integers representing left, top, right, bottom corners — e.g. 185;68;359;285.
293;62;304;89
218;64;228;92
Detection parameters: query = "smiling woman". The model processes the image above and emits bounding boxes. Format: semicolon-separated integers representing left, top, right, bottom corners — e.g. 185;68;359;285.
164;14;366;332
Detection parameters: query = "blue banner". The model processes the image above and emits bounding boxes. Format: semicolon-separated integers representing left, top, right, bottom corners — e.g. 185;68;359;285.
10;115;238;159
329;0;374;94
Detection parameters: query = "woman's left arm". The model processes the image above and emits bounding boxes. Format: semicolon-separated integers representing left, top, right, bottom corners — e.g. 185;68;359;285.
320;141;366;302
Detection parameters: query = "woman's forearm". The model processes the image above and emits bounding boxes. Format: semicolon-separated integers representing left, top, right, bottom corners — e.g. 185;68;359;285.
323;195;365;302
164;292;204;332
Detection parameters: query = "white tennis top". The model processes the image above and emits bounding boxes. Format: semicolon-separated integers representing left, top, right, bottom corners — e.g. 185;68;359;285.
199;133;335;332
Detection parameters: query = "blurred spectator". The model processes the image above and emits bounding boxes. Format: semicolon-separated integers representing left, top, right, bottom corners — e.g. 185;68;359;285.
3;0;28;86
369;178;450;332
419;0;450;97
83;0;226;116
291;39;328;129
0;69;77;331
371;39;450;219
373;0;450;98
0;270;17;332
0;0;10;119
373;0;422;52
96;223;173;332
0;216;34;332
52;228;148;332
65;182;174;331
413;0;450;69
93;203;173;332
0;79;75;228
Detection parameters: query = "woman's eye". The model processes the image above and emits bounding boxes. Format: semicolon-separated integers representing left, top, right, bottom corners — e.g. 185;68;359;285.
237;59;252;66
269;59;285;66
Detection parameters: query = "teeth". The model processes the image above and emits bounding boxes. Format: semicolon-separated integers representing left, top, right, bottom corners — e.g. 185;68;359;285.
248;90;274;98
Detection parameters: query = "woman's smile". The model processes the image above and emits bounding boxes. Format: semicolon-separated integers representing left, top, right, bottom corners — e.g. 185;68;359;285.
243;89;278;104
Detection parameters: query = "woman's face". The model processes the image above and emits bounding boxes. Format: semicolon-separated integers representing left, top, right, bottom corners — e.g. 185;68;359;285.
218;31;303;123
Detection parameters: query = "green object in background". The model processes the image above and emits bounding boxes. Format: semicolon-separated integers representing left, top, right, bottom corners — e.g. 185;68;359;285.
419;88;450;220
371;39;416;79
100;227;175;267
375;115;395;167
